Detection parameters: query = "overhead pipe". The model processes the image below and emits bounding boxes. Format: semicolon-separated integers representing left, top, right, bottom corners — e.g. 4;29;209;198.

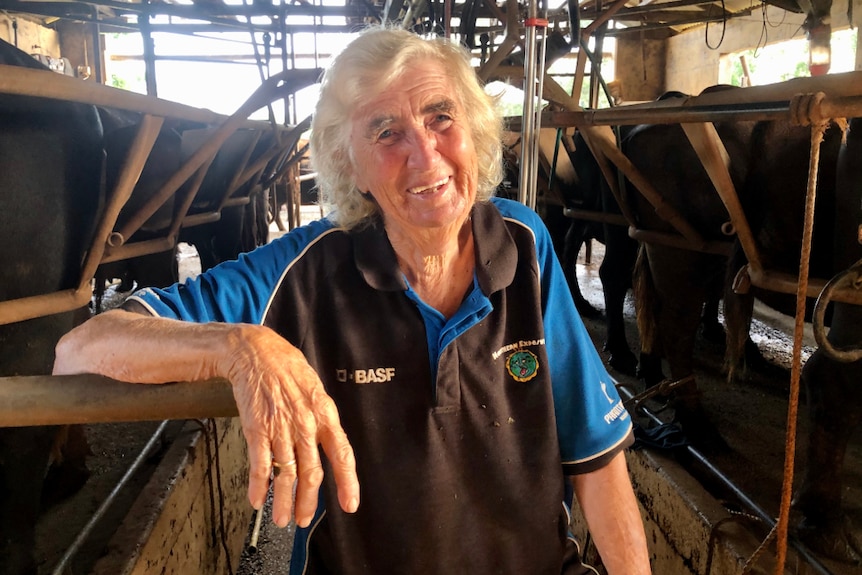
540;73;862;128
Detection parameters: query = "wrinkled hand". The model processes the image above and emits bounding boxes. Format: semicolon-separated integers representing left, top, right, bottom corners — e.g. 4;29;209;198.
221;324;359;528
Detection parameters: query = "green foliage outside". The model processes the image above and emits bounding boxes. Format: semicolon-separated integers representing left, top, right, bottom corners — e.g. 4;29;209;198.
726;28;857;86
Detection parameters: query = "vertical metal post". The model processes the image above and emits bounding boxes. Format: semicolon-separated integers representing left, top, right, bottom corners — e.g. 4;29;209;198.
139;1;158;97
519;1;548;211
90;5;103;84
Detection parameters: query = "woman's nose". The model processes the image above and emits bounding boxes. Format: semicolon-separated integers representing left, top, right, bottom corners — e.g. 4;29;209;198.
406;130;440;169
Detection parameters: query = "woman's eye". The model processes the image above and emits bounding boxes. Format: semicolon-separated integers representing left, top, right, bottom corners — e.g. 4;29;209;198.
376;129;397;144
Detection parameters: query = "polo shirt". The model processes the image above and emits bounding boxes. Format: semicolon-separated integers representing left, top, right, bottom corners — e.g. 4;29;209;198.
130;197;633;574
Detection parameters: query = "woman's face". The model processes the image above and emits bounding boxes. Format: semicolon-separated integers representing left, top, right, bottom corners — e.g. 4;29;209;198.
348;58;478;237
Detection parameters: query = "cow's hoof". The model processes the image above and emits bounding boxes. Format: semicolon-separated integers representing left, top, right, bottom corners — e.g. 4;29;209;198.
607;348;638;376
41;461;90;510
796;514;862;565
636;354;665;388
673;403;730;454
574;297;602;318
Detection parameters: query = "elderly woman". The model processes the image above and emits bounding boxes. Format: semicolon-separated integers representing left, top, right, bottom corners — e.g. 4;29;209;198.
54;27;650;575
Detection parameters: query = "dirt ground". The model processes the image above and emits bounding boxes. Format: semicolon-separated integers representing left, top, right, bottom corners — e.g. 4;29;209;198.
31;237;861;575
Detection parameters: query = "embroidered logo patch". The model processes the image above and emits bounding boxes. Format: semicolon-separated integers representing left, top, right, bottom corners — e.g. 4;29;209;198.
506;350;539;382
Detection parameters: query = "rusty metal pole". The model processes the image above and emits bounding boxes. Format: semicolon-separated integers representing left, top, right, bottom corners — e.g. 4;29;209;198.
0;374;237;427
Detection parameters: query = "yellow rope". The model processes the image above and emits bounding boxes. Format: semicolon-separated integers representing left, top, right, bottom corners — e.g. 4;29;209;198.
768;92;833;575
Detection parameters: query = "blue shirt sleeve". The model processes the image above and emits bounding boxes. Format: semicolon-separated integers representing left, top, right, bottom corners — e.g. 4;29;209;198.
492;198;632;469
128;218;336;325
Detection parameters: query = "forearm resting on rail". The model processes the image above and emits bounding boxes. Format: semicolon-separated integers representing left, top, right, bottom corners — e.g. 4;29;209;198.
53;307;257;384
53;307;360;527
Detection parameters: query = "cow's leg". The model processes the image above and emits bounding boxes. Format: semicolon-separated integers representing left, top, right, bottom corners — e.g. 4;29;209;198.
795;304;862;564
42;424;91;509
563;221;601;318
0;426;57;575
600;223;637;374
633;245;665;387
647;245;728;451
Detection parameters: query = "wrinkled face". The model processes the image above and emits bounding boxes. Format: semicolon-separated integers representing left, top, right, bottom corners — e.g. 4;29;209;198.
349;58;478;236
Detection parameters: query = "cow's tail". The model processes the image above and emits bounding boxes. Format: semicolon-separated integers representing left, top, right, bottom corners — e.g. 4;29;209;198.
633;244;658;355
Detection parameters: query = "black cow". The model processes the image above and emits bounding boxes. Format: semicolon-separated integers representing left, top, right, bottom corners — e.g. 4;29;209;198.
627;91;860;562
791;118;862;563
0;39;103;575
623;89;757;447
724;118;859;563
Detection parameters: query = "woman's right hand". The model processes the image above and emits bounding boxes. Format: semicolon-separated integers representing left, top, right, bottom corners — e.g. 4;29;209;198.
54;309;359;528
220;324;359;528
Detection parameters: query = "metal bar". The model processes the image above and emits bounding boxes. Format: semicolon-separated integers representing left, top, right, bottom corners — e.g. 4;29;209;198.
563;207;628;226
182;211;223;228
519;0;538;210
78;114;165;290
0;289;92;326
163;156;216;242
542;83;862;128
0;0;377;19
0;375;237;427
628;228;734;256
745;267;862;306
101;236;177;264
681;121;763;272
600;0;727;18
0;65;233;126
583;127;709;246
583;0;628;35
112;68;319;244
477;0;522;82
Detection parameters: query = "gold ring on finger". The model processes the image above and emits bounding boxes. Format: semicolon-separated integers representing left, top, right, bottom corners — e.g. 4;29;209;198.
271;459;296;477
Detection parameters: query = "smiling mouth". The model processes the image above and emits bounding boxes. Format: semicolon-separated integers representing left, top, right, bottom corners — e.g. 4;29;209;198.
407;177;449;195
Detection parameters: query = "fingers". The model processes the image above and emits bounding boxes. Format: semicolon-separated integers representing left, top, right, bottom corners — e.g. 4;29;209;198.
228;326;360;528
245;429;275;511
317;404;360;514
291;409;326;527
270;436;299;527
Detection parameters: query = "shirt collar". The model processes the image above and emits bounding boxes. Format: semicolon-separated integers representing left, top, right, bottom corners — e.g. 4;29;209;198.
350;200;518;295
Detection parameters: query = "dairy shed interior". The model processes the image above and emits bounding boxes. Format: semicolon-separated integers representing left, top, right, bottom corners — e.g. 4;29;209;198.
1;0;861;573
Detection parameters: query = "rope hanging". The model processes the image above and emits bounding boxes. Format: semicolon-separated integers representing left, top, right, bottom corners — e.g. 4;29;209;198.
750;92;847;575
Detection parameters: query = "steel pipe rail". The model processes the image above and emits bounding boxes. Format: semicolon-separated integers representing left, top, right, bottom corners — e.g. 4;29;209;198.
0;375;237;427
0;65;317;327
543;87;862;129
0;65;259;129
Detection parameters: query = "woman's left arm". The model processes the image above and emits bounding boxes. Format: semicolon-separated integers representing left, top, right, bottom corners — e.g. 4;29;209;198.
570;451;652;575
